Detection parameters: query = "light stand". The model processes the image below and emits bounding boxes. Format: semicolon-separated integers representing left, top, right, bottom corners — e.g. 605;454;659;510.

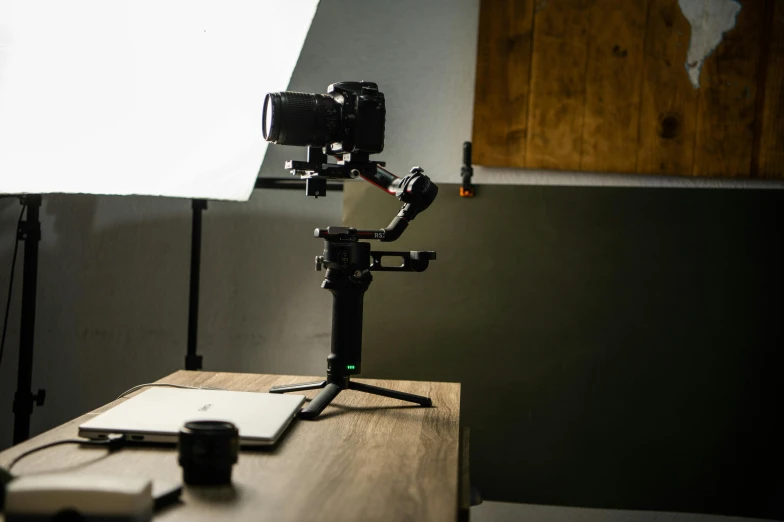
185;199;207;371
12;195;46;444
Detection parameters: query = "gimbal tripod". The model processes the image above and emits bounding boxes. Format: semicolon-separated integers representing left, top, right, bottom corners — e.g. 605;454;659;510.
269;148;438;420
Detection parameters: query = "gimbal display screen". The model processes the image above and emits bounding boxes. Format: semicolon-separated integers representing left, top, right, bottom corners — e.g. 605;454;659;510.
0;0;318;201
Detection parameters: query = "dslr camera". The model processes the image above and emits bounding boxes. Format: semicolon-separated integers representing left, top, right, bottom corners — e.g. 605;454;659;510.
262;81;385;155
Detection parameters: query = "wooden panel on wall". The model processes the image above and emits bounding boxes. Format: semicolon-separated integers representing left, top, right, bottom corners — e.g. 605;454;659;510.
636;0;699;175
755;0;784;178
472;0;784;178
581;0;649;172
471;0;535;167
693;0;765;177
525;0;591;171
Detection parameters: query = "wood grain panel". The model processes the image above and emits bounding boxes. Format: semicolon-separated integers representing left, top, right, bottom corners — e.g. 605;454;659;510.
472;0;535;167
693;0;766;177
636;0;699;175
755;0;784;178
525;0;592;170
473;0;783;178
580;0;649;172
0;372;461;522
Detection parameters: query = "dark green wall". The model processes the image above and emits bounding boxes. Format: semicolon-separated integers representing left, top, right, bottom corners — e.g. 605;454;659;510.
344;182;783;520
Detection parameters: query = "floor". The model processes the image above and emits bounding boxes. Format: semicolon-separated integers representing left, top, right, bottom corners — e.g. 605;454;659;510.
471;502;771;522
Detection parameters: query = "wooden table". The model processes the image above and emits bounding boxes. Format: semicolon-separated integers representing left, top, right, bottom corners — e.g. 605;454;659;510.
0;371;462;522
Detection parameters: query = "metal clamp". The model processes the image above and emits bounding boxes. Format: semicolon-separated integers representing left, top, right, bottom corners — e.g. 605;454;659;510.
370;251;436;272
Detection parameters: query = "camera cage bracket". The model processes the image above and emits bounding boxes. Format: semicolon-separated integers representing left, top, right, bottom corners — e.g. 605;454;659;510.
285;148;382;197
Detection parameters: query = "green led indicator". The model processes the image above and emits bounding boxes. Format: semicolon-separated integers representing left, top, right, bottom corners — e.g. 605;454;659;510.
347;365;355;370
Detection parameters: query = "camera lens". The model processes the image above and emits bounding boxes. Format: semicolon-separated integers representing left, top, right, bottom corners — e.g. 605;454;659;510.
262;91;341;147
178;420;239;486
263;94;276;141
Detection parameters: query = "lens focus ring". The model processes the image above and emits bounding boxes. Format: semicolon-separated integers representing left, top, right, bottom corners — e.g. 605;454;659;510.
279;92;318;145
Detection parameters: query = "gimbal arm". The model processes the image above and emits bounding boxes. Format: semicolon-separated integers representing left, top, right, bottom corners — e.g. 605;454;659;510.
286;147;438;243
356;166;439;242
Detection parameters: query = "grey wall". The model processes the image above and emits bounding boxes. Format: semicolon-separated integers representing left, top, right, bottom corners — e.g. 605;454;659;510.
346;182;783;520
271;0;783;190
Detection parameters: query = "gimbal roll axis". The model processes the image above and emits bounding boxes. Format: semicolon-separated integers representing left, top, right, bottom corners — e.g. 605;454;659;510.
269;149;438;420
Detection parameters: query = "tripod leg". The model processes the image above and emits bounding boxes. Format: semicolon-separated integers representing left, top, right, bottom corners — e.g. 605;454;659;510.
299;382;342;420
269;380;327;394
349;381;432;407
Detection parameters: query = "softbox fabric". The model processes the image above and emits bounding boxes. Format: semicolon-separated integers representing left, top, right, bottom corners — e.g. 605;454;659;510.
0;0;318;201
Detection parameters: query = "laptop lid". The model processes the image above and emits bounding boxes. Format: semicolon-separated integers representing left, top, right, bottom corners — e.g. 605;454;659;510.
79;387;305;446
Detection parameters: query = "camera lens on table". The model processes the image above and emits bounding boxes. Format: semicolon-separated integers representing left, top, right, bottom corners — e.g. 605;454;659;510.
178;420;239;486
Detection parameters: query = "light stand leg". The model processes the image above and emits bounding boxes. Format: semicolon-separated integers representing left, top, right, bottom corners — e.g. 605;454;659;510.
349;381;432;407
186;199;207;370
12;195;45;444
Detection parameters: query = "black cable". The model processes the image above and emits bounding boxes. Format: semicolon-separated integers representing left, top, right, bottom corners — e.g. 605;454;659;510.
0;205;25;370
7;436;124;472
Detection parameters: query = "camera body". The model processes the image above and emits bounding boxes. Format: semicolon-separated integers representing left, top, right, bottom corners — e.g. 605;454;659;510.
326;81;385;155
262;81;386;155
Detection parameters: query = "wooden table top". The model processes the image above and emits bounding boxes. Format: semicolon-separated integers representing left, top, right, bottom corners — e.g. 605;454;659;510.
0;371;461;522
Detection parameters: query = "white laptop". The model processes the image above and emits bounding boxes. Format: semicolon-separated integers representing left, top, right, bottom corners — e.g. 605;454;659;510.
79;387;305;446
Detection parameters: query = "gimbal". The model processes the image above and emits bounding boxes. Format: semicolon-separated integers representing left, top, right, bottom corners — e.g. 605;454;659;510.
269;148;438;419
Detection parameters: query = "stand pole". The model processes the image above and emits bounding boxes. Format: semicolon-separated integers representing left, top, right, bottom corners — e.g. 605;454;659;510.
185;199;207;370
12;195;45;444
